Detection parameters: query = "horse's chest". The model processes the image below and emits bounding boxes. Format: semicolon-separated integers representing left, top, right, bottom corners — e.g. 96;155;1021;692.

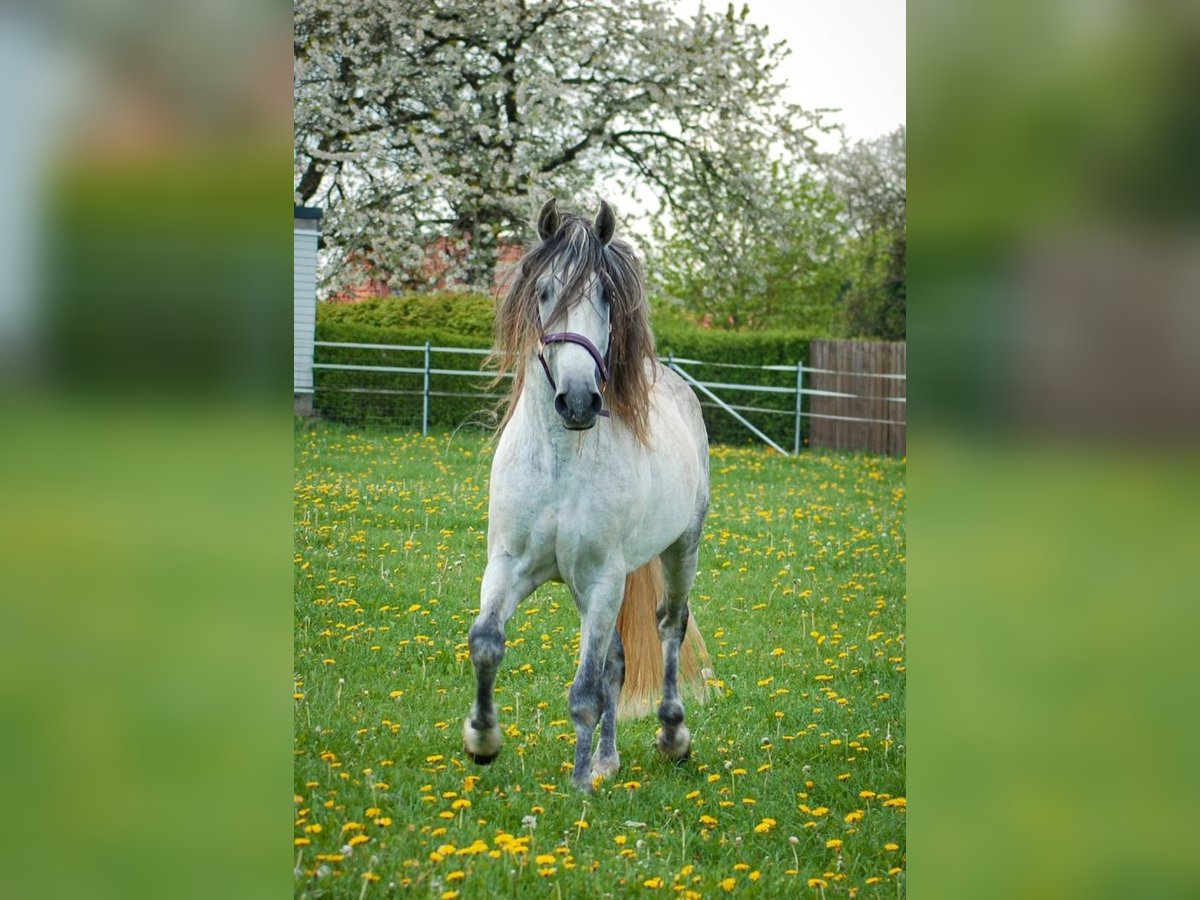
490;452;628;562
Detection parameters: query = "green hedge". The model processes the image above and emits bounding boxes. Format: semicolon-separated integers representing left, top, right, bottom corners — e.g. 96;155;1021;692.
313;294;819;448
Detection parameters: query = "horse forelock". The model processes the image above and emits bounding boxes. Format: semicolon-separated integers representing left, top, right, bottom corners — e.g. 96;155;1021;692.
490;211;656;444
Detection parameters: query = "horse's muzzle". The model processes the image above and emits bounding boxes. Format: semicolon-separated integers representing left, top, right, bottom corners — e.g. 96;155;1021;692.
554;388;603;430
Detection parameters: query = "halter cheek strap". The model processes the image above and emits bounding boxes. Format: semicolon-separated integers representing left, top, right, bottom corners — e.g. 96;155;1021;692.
537;328;612;418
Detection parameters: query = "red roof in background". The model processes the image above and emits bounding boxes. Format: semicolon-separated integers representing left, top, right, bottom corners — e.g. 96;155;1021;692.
331;237;525;302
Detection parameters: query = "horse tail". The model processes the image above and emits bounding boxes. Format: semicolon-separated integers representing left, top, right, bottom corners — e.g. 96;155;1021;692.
615;557;713;720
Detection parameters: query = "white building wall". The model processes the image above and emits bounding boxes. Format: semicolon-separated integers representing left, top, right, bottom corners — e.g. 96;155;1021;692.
293;226;318;393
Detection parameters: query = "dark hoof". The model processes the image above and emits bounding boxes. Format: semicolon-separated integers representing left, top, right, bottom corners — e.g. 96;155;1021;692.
466;749;499;765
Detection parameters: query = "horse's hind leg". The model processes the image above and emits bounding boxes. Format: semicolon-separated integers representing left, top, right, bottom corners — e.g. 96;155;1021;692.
591;626;625;780
464;553;534;765
656;535;701;760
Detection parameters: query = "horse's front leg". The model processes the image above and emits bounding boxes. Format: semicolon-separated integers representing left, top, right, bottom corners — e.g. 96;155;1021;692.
464;552;535;765
591;625;624;781
569;565;626;792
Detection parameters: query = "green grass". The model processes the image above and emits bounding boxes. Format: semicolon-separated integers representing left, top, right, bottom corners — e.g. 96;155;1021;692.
294;421;906;898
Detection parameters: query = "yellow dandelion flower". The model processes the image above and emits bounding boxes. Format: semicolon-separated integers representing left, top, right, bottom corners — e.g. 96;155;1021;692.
753;817;777;834
889;867;903;876
442;892;459;900
749;871;761;881
538;868;557;877
884;842;899;851
643;877;664;888
883;797;906;808
719;877;736;891
866;877;882;885
535;854;557;866
844;810;864;823
361;872;380;882
446;871;465;883
699;815;718;826
293;837;310;847
348;834;369;847
734;863;749;871
826;838;843;850
807;878;828;888
451;799;471;810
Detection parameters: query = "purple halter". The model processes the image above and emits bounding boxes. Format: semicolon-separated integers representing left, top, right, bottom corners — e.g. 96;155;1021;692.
537;326;612;418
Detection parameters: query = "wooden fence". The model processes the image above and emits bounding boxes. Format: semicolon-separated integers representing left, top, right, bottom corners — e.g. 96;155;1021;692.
809;340;906;456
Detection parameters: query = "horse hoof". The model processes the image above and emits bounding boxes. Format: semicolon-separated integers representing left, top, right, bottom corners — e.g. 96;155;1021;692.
590;752;620;780
571;774;598;794
466;749;499;766
463;718;502;763
655;725;691;761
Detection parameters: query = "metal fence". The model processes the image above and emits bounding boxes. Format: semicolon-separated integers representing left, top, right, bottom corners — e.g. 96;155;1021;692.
307;340;906;456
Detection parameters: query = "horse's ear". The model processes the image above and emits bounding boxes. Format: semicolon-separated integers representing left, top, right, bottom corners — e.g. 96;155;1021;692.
537;198;560;241
594;201;616;245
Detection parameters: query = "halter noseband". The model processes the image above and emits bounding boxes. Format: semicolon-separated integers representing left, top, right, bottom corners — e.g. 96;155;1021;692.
537;325;612;418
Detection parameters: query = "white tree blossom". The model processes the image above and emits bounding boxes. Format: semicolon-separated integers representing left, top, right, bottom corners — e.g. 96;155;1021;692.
294;0;828;291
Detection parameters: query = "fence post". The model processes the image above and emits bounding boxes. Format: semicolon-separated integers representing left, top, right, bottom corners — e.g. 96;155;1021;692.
422;340;431;436
793;360;804;455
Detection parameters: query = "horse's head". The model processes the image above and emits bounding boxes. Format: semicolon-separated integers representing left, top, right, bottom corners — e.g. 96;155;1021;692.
494;198;655;442
533;199;616;430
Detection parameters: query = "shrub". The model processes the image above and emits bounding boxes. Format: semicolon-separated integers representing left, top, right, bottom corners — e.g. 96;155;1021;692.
313;293;817;448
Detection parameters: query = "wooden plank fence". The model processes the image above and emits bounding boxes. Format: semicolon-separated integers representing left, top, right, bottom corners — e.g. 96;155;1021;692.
809;340;906;456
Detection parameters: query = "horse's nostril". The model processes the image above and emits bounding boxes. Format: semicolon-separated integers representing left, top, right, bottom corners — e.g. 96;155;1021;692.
554;389;599;426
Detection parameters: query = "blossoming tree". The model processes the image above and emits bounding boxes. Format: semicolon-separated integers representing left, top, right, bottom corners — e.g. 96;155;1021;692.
294;0;827;291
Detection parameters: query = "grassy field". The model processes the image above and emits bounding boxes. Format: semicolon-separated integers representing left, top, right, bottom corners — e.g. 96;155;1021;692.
294;421;906;898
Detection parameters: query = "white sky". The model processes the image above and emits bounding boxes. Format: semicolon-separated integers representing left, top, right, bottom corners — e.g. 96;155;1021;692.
677;0;906;145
